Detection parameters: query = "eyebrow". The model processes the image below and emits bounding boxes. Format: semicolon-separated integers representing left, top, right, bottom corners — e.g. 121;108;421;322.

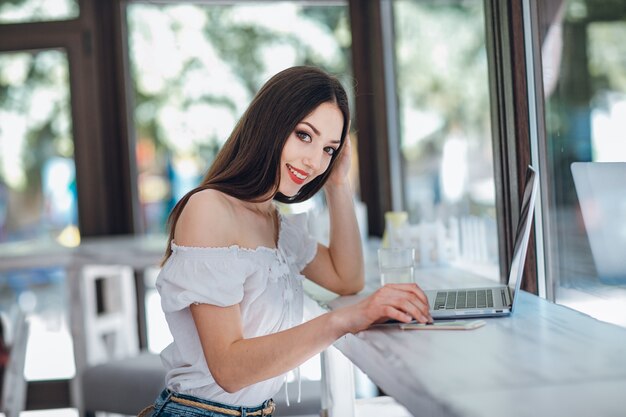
302;121;320;136
301;121;342;144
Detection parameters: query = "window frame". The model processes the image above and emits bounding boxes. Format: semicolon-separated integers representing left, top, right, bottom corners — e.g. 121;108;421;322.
0;0;136;238
523;0;626;306
484;0;537;292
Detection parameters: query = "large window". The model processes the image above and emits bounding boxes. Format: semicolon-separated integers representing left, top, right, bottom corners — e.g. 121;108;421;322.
392;0;497;277
0;50;79;246
126;2;353;234
535;0;626;327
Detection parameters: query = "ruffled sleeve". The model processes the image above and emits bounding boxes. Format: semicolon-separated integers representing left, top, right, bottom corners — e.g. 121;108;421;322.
156;245;254;313
280;213;318;272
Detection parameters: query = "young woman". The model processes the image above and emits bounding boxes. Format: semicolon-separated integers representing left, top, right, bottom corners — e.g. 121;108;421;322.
144;66;432;417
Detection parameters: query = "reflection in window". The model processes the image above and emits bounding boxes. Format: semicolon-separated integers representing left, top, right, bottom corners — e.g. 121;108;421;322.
538;1;626;327
127;2;353;234
0;0;78;23
0;50;78;246
392;1;497;276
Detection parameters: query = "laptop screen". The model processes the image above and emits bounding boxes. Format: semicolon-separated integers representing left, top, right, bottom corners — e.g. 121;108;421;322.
507;166;539;305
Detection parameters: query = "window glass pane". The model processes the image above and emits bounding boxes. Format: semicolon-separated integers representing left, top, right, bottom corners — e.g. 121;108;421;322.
392;0;497;277
0;0;79;23
127;1;353;234
0;49;77;382
538;1;626;327
0;50;78;245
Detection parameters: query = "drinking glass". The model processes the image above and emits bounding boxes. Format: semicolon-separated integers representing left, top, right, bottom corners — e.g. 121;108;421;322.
378;248;415;286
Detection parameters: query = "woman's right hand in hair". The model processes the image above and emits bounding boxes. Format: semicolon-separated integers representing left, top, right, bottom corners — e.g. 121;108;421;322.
333;283;433;334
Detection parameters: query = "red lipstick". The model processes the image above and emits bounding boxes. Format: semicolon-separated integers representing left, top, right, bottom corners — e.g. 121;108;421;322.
286;164;308;185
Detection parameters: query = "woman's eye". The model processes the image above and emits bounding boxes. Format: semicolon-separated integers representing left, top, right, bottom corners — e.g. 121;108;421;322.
324;147;337;156
296;131;311;142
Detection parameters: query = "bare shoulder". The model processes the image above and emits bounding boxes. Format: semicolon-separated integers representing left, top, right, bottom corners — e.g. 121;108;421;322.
174;189;238;248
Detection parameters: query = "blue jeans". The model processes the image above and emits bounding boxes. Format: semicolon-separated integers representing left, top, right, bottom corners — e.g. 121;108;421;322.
142;388;275;417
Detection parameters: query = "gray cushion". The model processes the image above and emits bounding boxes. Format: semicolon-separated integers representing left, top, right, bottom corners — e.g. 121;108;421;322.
82;351;166;415
82;351;322;416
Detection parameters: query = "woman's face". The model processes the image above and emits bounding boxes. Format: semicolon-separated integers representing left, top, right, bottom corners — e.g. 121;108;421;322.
278;102;344;197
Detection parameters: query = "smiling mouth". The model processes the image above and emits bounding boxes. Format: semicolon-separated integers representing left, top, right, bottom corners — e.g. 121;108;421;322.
287;164;309;185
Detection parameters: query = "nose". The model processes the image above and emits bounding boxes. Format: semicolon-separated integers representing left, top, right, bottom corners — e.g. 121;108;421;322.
303;152;322;172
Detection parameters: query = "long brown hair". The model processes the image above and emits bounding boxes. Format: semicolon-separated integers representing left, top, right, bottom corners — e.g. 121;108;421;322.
162;66;350;263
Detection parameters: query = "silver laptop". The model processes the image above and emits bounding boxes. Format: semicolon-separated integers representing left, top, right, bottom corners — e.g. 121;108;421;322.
571;162;626;285
426;165;539;319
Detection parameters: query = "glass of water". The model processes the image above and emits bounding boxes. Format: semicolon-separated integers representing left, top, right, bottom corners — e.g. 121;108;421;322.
378;247;415;286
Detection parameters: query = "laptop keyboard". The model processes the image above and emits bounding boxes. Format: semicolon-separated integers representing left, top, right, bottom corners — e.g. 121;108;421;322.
434;289;503;310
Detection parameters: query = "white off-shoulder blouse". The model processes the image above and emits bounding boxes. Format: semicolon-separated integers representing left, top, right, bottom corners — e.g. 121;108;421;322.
156;212;318;407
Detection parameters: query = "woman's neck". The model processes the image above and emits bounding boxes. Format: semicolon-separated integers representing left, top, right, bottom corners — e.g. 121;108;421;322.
241;199;275;218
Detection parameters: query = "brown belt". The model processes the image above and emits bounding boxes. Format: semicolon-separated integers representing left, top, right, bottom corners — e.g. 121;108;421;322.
170;396;275;416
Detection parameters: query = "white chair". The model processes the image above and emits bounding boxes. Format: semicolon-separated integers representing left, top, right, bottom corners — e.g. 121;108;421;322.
320;345;413;417
68;264;165;416
0;308;29;417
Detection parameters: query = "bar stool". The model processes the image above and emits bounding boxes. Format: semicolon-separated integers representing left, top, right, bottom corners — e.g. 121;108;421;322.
321;342;412;417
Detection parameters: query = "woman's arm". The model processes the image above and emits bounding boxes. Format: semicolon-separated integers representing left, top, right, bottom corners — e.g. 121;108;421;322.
302;136;365;295
191;282;431;393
